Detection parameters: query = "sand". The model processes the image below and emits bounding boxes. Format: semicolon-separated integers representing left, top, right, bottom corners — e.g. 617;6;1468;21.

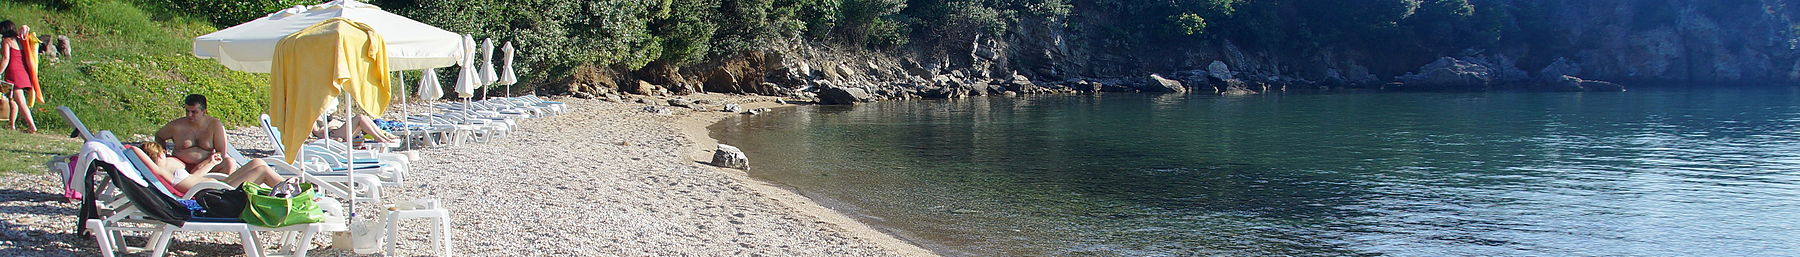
0;95;935;256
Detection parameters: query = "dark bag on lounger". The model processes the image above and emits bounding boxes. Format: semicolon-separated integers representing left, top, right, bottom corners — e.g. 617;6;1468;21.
192;188;249;218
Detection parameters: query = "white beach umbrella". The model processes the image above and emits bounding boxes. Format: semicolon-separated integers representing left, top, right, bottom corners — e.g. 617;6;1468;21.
499;41;518;96
417;67;443;100
193;0;463;72
452;35;479;98
478;38;498;89
193;1;469;231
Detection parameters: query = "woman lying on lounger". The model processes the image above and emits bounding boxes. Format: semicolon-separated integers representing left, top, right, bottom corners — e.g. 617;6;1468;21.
129;141;285;192
312;113;400;143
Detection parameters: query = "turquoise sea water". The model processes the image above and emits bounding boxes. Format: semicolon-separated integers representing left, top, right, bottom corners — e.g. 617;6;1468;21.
709;87;1800;256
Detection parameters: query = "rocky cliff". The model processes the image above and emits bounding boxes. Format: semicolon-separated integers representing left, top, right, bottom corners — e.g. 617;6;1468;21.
558;0;1800;103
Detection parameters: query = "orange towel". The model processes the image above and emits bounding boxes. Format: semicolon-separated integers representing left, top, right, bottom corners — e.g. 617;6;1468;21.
18;32;42;106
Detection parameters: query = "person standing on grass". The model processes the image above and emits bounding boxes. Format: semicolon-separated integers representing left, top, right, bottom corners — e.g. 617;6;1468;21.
0;20;40;133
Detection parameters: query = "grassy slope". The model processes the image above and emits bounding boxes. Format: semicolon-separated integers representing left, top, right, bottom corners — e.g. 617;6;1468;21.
0;0;267;173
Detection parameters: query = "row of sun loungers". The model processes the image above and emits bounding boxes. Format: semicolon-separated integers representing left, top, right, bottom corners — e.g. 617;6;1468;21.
50;94;565;256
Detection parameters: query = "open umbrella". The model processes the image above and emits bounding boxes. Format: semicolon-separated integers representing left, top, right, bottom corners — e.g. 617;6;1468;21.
194;0;463;72
192;0;467;233
499;41;518;96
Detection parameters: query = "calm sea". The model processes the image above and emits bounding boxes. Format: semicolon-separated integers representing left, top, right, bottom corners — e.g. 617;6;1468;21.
709;87;1800;256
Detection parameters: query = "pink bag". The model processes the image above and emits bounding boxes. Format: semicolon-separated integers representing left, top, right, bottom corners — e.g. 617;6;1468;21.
60;155;82;201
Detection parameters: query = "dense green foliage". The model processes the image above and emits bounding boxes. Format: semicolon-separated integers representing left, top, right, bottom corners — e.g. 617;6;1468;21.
146;0;312;26
2;0;270;137
111;0;1535;86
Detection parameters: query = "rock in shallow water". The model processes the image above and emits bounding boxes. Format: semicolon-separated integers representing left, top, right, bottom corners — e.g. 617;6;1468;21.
711;144;750;169
816;86;873;105
1144;74;1186;93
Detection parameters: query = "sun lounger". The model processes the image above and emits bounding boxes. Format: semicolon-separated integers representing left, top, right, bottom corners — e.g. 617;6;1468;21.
79;158;327;257
259;115;407;188
56;115;331;256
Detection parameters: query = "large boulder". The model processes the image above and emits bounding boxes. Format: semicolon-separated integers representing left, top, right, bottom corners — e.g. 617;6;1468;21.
1142;74;1186;93
817;86;874;105
1003;73;1043;93
710;144;750;169
1207;61;1234;80
1395;57;1494;90
1219;80;1256;96
627;80;658;95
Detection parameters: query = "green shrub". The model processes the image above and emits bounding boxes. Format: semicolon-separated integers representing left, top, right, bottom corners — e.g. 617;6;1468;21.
653;0;718;65
143;0;315;27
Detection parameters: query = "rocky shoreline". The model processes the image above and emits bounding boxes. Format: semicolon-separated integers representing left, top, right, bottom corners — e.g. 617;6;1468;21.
543;41;1634;108
0;96;934;256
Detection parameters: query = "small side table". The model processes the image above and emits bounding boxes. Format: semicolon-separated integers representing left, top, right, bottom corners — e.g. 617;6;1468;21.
384;207;454;256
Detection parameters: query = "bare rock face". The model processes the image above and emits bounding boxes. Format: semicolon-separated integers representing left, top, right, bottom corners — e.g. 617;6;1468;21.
767;65;811;89
703;52;769;94
567;65;621;96
711;144;750;170
1539;57;1582;78
1143;74;1187;93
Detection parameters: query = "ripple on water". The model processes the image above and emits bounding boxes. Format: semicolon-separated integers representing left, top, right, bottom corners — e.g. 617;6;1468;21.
712;88;1800;256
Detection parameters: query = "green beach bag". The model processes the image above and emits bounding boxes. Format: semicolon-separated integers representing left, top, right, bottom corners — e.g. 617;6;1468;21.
239;183;325;228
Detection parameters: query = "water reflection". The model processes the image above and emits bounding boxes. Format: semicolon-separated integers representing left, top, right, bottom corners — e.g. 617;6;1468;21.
711;88;1800;256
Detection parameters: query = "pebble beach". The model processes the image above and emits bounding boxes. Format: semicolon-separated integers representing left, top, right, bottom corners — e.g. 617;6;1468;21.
0;95;934;256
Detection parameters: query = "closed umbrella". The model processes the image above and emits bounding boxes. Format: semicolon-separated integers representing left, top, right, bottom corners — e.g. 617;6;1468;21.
417;67;443;100
478;38;498;90
499;41;518;96
452;35;478;98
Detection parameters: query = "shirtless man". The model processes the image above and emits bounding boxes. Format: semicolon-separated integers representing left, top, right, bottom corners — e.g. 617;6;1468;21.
153;94;236;175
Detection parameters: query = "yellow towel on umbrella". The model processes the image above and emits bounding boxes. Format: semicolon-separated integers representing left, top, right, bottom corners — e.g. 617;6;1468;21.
268;18;391;162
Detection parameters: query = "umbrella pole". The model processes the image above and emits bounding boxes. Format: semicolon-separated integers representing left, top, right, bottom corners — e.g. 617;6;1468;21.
396;71;408;149
340;91;356;227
